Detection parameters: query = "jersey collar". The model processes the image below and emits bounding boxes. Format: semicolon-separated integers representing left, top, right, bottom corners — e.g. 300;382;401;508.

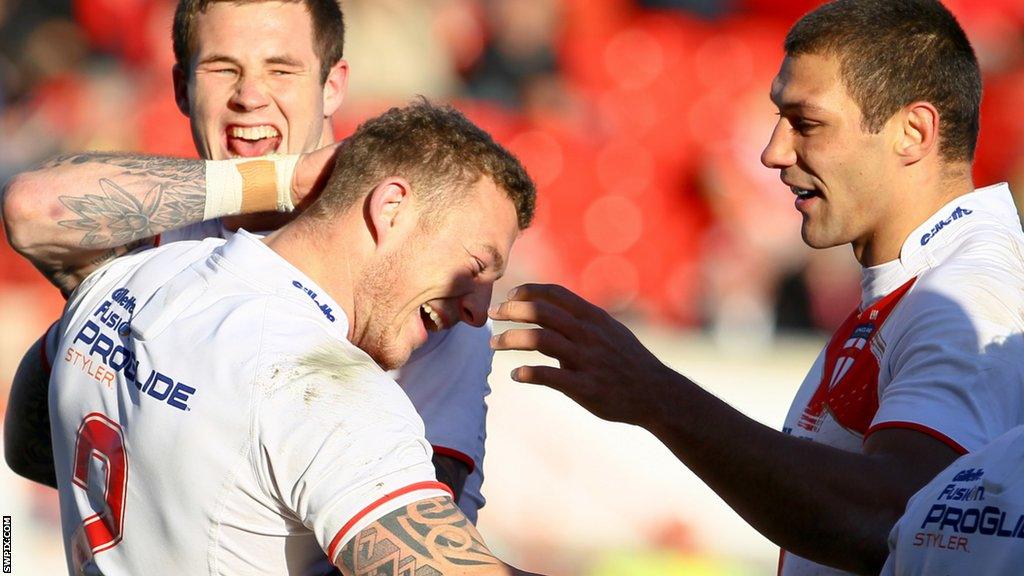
217;229;348;332
861;182;1017;306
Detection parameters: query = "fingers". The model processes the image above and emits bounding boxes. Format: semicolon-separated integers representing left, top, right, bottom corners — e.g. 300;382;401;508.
490;327;575;361
503;284;603;320
509;364;583;393
294;143;345;205
488;298;578;335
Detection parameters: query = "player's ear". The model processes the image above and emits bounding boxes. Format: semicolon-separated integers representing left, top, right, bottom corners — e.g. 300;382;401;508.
172;64;190;118
365;177;411;247
896;101;939;166
322;59;348;118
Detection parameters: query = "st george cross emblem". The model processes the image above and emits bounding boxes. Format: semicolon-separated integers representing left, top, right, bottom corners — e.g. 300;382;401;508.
828;323;874;390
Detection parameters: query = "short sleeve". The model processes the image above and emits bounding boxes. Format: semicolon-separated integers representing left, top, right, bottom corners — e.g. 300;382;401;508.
870;275;1024;452
253;339;450;564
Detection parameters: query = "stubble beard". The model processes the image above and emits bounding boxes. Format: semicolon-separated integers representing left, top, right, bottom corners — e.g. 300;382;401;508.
355;247;413;371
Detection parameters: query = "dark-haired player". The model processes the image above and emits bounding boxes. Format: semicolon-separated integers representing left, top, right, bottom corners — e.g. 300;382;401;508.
490;1;1024;574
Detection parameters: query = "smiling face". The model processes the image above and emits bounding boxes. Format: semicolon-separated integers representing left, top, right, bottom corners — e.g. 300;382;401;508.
352;178;520;370
173;1;346;160
761;52;902;262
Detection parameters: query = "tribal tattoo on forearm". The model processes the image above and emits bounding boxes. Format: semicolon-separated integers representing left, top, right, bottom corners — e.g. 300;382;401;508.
338;497;501;576
48;153;207;248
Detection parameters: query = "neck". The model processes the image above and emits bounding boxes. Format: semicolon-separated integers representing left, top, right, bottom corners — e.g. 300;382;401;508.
319;120;337;147
263;217;359;339
854;165;974;267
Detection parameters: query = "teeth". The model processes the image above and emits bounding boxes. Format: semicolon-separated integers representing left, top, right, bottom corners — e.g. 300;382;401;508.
421;303;443;331
791;186;813;198
229;125;280;141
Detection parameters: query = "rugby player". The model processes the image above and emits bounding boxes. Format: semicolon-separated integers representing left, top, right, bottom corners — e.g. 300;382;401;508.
4;0;490;520
489;1;1024;574
44;99;540;575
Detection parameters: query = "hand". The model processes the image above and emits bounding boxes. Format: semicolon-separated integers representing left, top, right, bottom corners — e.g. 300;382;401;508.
488;283;676;426
291;141;345;209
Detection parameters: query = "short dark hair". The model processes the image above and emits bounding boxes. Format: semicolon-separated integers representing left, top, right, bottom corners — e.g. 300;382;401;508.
172;0;345;83
785;0;981;163
310;99;536;230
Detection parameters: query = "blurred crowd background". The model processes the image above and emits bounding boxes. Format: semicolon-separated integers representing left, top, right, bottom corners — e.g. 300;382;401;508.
1;0;1023;574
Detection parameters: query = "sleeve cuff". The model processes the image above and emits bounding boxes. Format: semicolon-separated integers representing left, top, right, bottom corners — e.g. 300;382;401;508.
864;421;969;455
326;480;454;562
431;445;476;473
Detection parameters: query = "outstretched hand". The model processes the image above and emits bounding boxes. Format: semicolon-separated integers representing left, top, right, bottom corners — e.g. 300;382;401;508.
488;283;676;426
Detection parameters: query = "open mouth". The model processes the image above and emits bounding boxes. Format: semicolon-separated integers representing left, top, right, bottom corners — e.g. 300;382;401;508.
419;303;444;332
226;124;282;157
790;185;821;199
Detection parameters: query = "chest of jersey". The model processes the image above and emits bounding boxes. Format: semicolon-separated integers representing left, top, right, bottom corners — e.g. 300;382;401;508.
784;278;916;452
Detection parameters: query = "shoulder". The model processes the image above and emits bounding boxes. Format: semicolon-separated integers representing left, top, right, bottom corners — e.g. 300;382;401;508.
926;225;1024;286
257;307;415;416
902;228;1024;332
67;239;222;318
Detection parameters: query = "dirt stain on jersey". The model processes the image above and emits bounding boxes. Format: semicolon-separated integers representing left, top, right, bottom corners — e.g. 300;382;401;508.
294;341;380;407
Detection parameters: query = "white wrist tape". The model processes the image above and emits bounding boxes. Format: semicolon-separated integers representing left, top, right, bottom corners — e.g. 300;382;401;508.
203;154;299;220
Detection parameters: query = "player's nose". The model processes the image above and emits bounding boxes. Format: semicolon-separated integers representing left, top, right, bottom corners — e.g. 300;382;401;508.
229;74;270;112
761;120;797;169
458;284;493;328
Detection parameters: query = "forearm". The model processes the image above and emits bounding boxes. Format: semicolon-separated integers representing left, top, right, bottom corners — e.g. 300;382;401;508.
642;373;934;574
4;152;207;253
2;153;206;292
4;333;57;488
3;151;306;294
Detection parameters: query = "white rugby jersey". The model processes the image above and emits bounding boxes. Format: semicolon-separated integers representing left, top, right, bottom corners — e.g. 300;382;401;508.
779;183;1024;576
49;231;450;575
882;425;1024;576
157;222;490;521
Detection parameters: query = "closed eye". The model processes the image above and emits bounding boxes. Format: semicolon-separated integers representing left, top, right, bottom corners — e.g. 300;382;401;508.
788;116;819;135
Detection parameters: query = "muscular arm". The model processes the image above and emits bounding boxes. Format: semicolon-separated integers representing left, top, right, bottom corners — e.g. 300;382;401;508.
646;388;955;574
3;333;57;488
2;152;206;294
490;284;959;575
2;146;336;295
337;496;542;576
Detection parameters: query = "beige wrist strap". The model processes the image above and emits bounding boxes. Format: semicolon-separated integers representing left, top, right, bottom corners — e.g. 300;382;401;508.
203;155;298;220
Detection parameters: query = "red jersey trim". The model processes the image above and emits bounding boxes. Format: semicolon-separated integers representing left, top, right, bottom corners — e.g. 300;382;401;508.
864;421;969;455
432;445;476;473
327;480;454;562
